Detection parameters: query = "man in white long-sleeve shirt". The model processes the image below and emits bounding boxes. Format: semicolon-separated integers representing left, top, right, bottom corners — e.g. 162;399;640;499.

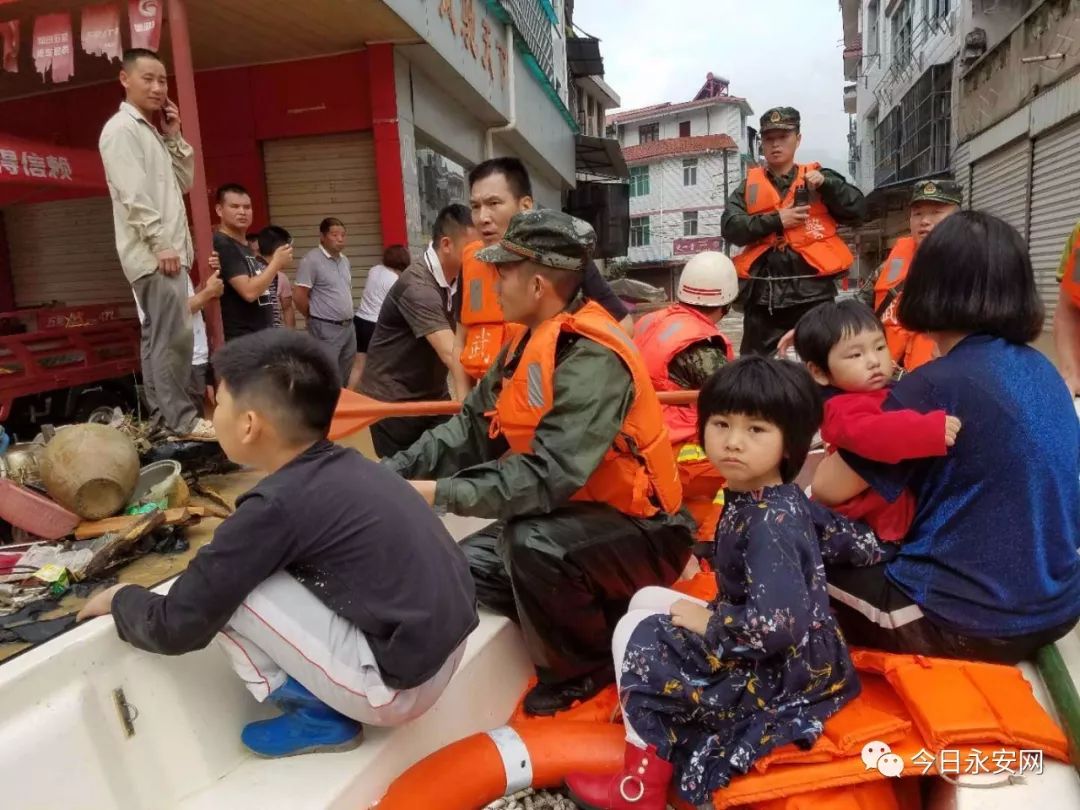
98;47;214;440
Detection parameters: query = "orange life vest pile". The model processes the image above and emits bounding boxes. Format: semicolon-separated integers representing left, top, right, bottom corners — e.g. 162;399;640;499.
508;573;1071;810
873;236;936;372
732;163;853;280
634;304;734;540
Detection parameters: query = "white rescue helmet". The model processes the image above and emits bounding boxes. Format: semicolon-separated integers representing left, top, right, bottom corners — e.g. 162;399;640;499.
676;251;739;308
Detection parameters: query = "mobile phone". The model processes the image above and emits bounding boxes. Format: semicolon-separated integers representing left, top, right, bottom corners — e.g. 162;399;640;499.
793;185;810;207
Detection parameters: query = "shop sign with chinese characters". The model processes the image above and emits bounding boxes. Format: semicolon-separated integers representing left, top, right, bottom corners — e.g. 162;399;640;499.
0;136;107;190
437;0;508;88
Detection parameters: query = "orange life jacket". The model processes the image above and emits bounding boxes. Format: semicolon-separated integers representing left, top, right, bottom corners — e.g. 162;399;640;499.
458;241;526;380
872;236;915;313
1061;229;1080;309
490;300;682;519
633;304;734;444
732;163;854;279
874;237;936;371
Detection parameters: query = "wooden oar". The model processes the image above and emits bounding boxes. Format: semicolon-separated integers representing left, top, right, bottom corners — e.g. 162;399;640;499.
329;388;700;441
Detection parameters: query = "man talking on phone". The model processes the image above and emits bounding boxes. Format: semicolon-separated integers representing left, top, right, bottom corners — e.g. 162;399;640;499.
721;107;866;356
99;48;215;440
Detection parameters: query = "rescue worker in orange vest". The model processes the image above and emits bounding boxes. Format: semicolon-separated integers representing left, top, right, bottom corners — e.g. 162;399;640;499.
384;210;694;716
633;251;738;541
869;178;962;372
1053;219;1080;397
455;157;633;394
722;107;866;357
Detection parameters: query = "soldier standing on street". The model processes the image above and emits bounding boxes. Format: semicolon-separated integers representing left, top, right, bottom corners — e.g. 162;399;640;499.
869;178;962;372
722;107;866;356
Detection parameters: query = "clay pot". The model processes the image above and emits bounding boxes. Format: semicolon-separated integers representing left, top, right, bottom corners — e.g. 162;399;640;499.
40;424;140;520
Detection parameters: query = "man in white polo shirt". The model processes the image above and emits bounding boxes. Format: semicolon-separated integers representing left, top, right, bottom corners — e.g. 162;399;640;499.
294;218;356;386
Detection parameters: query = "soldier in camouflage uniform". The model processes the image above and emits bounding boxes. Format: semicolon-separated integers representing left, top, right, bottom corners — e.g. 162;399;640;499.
384;210;694;716
633;251;739;541
722;107;867;357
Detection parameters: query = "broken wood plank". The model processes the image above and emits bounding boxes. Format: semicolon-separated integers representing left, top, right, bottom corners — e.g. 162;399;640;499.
74;508;194;541
82;510;167;580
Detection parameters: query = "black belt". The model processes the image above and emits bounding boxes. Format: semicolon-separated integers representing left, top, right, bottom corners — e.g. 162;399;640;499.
308;315;352;326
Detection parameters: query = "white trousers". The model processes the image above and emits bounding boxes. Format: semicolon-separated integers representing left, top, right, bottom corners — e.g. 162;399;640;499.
612;586;710;747
215;571;465;726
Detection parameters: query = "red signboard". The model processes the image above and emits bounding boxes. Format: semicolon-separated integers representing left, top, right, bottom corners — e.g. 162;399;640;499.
0;133;107;190
128;0;162;51
32;12;74;84
673;236;723;256
81;3;121;62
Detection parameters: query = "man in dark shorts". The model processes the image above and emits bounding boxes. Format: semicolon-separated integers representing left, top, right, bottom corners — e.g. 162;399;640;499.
360;205;476;457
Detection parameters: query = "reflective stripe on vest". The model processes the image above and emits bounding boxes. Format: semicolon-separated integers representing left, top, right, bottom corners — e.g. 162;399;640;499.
873;237;916;313
492;300;683;518
731;163;854;279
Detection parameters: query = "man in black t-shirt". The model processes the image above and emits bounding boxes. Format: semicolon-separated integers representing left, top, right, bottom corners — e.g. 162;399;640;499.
213;183;292;341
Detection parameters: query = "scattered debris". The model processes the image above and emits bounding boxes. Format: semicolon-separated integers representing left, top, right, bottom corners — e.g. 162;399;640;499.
81;510;167;580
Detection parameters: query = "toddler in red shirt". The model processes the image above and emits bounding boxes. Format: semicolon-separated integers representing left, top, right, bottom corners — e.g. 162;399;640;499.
793;300;961;541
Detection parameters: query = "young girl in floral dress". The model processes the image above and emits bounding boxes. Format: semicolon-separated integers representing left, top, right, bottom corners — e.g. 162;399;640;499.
565;356;894;809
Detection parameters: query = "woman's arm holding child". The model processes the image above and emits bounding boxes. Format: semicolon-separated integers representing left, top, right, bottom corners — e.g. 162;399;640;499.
810;500;898;567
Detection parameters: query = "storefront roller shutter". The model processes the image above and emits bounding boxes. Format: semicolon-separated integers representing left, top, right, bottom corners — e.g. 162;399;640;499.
4;196;130;308
952;140;972;208
1028;116;1080;326
970;139;1030;240
263;132;382;310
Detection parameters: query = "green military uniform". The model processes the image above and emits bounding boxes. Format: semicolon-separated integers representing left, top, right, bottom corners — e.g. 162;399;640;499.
668;339;731;390
857;178;964;308
721;107;867;356
384;210;693;714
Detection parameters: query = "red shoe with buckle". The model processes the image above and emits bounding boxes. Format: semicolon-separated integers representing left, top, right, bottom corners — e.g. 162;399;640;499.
565;741;673;809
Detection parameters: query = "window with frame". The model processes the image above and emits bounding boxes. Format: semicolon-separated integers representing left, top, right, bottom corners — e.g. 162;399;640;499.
926;0;949;21
629;165;650;197
890;0;914;68
683;211;699;237
638;123;659;144
682;158;698;186
630;216;651;247
679;120;691;137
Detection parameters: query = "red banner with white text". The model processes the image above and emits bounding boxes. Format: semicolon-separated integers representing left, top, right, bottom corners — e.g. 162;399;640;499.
32;12;74;83
82;3;122;62
128;0;162;51
0;134;107;191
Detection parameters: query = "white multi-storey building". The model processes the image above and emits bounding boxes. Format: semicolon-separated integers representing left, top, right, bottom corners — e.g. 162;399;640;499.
605;74;756;292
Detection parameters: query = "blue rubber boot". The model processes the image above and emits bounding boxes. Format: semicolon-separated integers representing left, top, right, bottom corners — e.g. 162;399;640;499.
241;677;363;758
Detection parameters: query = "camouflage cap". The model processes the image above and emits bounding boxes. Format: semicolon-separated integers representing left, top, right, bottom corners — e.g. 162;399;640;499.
475;209;596;272
910;178;963;207
760;106;800;133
